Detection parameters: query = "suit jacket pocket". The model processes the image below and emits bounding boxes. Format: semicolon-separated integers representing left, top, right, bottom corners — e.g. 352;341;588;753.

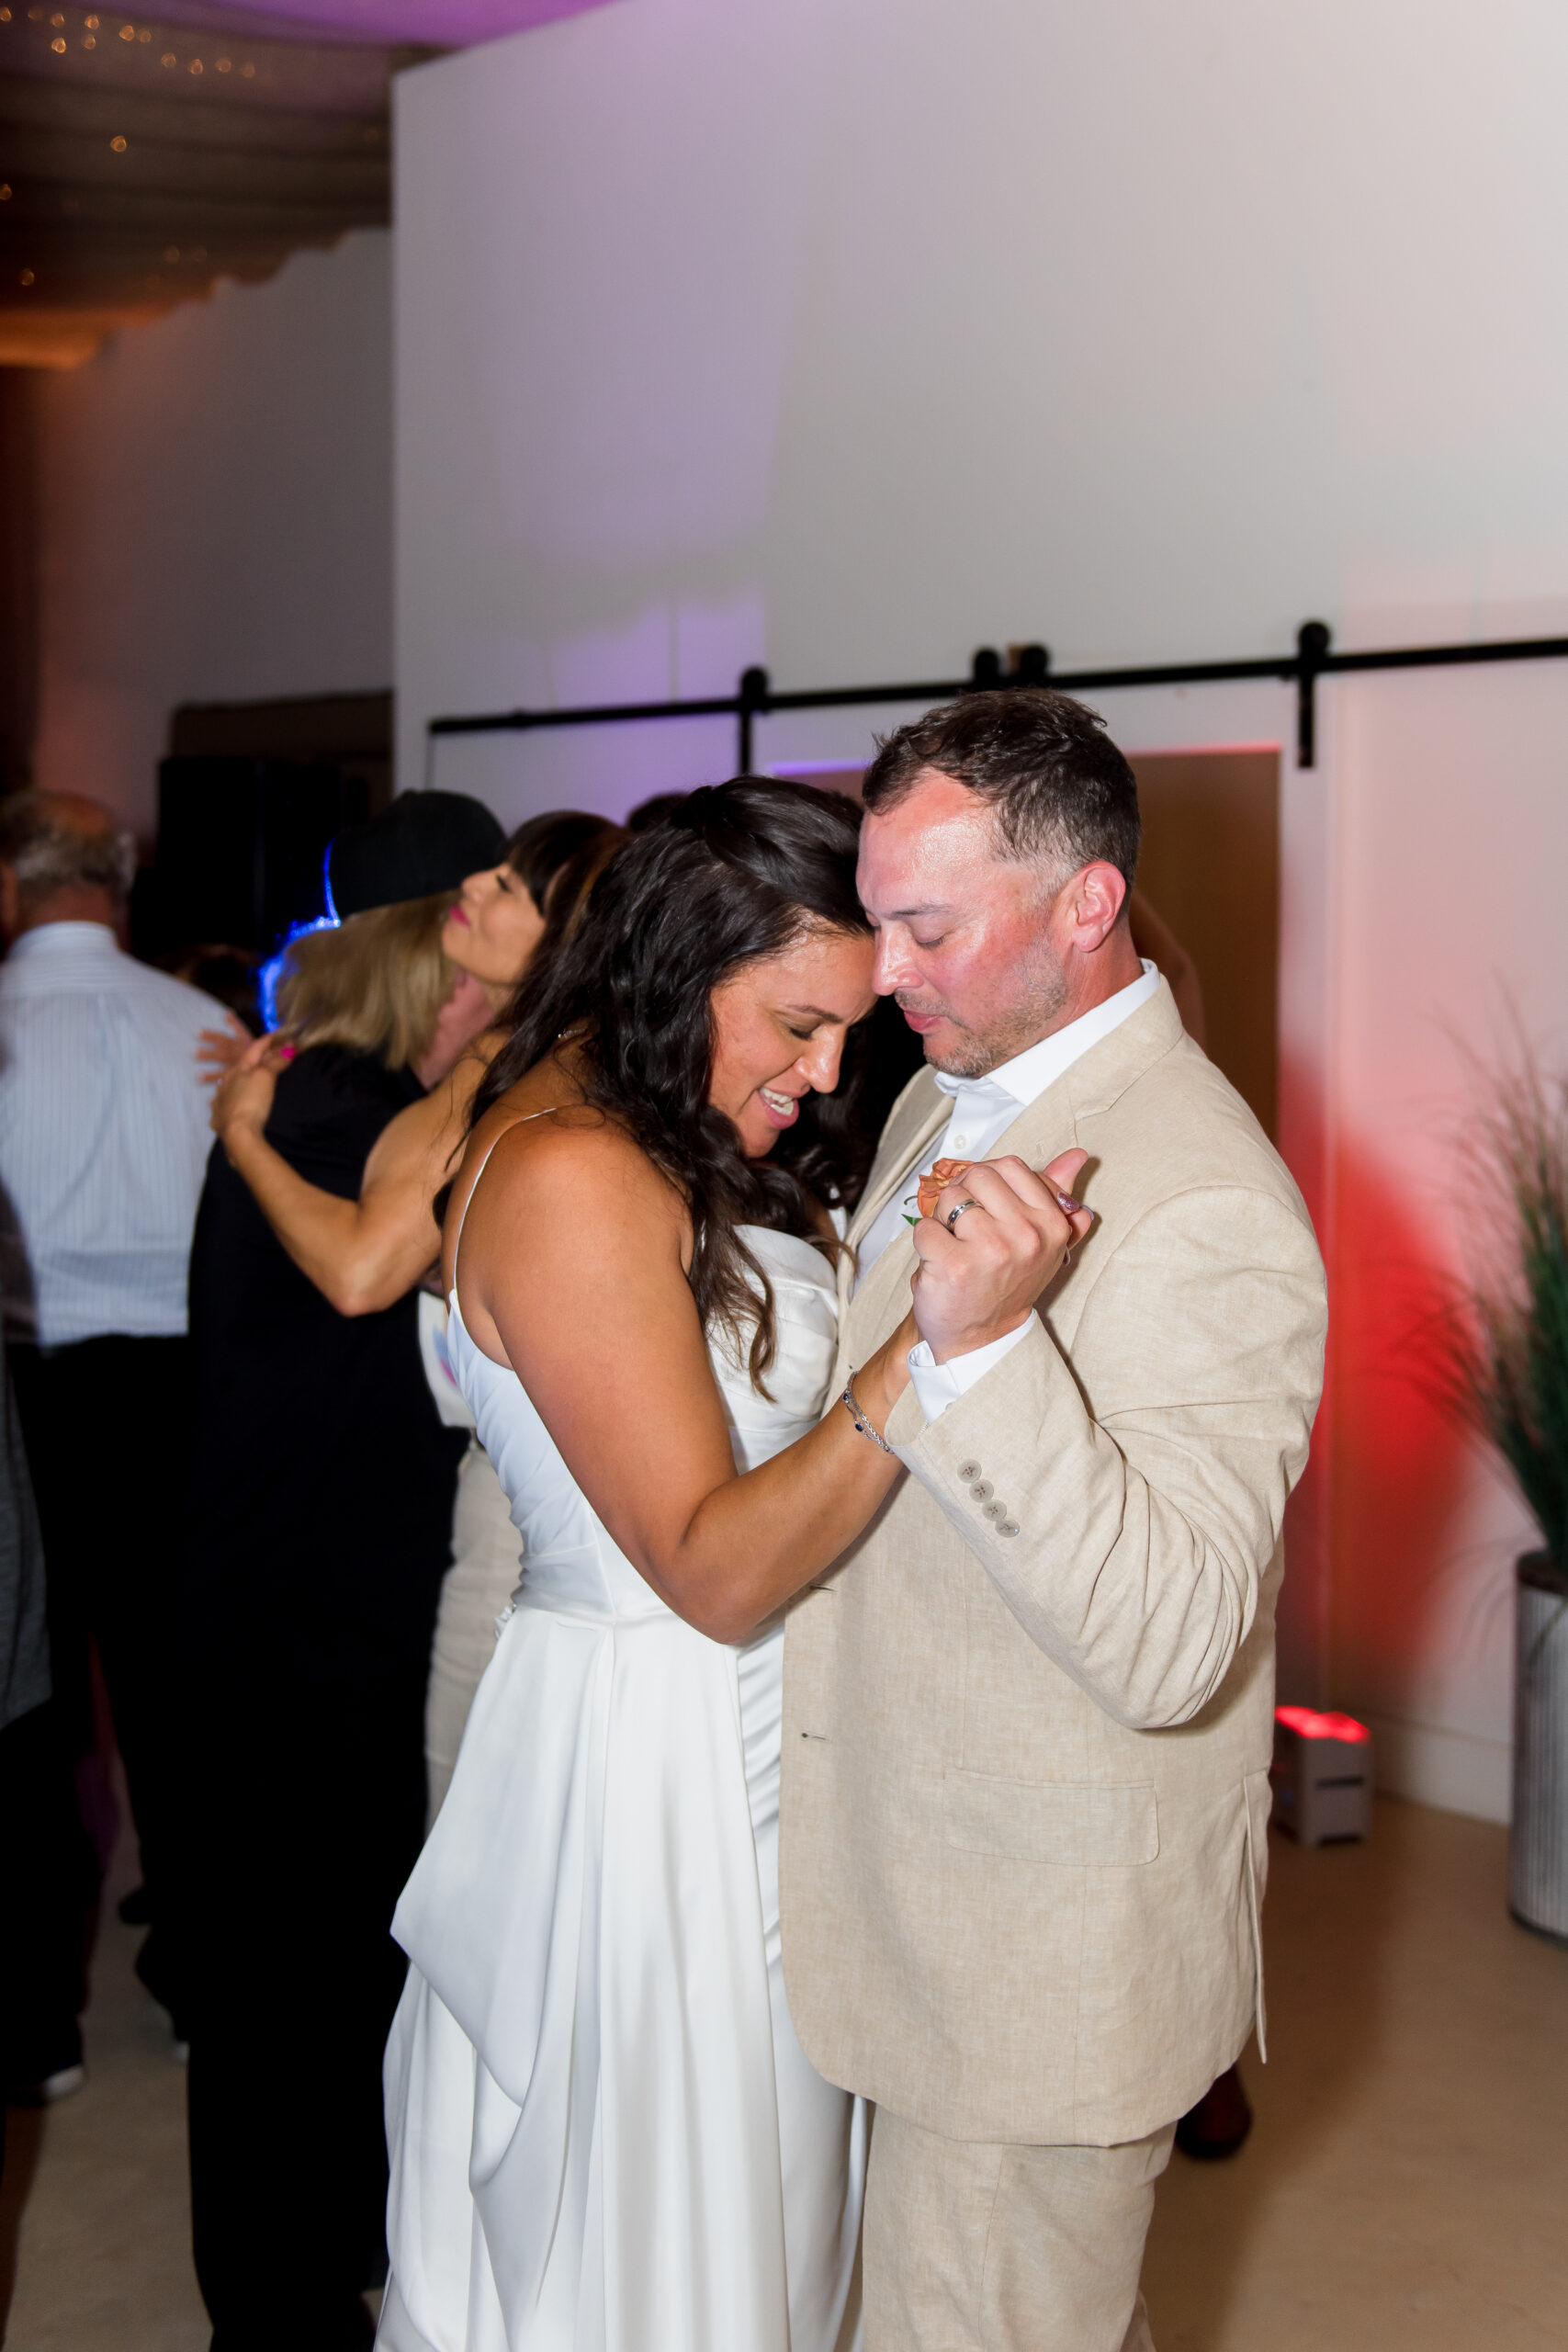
942;1770;1159;1867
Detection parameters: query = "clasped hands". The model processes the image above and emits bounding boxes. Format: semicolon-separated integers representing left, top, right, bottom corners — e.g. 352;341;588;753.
910;1150;1093;1365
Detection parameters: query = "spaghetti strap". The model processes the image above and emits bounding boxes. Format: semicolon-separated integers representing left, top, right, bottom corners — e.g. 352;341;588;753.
452;1106;565;1296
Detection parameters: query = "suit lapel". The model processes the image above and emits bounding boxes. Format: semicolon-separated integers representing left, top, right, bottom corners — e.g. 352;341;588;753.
1060;976;1184;1121
843;1078;1082;1362
947;979;1185;1199
840;980;1187;1362
839;1217;919;1372
846;1070;950;1252
833;1071;949;1379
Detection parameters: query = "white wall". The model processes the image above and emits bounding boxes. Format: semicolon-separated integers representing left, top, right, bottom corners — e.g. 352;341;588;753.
33;229;393;838
397;0;1568;1819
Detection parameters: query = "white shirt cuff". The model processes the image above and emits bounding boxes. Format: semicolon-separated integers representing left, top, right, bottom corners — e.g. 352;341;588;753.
907;1312;1039;1425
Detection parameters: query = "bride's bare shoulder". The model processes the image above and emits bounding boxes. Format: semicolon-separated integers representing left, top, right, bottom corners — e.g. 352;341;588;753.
462;1097;684;1244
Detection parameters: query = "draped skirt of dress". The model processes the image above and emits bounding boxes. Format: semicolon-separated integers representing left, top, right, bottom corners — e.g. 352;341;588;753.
380;1552;863;2352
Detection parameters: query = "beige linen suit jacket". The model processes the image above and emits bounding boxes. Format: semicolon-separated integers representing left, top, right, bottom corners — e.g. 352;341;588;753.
778;980;1327;2148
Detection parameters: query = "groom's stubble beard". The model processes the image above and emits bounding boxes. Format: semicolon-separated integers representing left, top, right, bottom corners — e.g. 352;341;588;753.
899;922;1071;1081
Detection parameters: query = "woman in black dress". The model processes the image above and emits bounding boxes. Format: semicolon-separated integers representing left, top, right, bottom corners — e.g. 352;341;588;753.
175;791;502;2352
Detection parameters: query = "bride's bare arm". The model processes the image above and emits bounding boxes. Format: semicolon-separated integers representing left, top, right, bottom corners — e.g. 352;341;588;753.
453;1116;911;1645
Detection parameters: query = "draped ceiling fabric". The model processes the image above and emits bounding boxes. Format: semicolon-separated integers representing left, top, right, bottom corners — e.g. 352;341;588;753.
0;0;614;364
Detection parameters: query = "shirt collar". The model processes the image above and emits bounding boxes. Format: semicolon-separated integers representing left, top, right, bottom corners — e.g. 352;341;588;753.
7;921;122;964
933;959;1160;1111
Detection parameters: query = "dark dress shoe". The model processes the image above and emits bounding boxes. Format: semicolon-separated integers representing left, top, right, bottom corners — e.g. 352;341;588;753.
1175;2063;1254;2160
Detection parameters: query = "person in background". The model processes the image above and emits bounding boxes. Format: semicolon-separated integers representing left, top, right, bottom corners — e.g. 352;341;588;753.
174;787;515;2352
175;944;265;1040
209;809;626;1819
0;789;232;2076
417;819;626;1809
0;1316;65;2140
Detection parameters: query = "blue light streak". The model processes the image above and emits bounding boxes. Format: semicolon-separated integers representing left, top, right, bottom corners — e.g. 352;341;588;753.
255;842;341;1032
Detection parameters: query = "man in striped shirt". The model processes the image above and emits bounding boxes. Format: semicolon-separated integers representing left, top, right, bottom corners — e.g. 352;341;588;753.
0;790;228;2086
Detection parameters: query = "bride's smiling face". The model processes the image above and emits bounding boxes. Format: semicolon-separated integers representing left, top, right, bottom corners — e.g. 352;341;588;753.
708;924;877;1159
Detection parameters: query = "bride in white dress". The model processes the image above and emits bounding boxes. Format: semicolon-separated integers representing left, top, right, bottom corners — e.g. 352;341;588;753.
378;782;918;2352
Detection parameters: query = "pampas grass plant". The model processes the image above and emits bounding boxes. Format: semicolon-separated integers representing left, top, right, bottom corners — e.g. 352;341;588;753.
1452;1053;1568;1569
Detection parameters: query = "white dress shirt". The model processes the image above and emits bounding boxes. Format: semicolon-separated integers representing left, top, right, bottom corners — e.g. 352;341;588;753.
0;923;229;1345
856;960;1160;1420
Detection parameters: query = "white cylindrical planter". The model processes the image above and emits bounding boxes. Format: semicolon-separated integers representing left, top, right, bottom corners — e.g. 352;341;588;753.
1511;1552;1568;1943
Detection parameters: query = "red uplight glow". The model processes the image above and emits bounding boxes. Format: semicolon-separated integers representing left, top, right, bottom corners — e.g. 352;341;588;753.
1275;1706;1371;1745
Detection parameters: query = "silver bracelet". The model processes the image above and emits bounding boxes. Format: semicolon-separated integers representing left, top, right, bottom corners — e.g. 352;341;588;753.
841;1373;895;1454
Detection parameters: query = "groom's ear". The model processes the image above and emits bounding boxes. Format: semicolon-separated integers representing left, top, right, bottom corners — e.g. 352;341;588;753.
1061;863;1128;956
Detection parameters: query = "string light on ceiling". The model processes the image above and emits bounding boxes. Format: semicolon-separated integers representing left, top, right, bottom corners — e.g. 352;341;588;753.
0;0;604;367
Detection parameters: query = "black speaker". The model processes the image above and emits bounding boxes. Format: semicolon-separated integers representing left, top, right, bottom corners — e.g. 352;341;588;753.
144;757;372;958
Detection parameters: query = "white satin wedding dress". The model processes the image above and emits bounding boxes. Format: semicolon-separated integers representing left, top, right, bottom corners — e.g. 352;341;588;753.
378;1185;866;2352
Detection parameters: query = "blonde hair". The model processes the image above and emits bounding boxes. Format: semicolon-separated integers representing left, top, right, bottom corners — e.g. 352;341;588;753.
274;891;455;1071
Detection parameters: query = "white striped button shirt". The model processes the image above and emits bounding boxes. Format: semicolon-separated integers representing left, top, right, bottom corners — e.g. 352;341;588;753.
0;922;228;1346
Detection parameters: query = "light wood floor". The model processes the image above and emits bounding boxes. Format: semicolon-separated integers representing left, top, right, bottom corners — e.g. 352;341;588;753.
3;1795;1565;2348
1144;1796;1568;2348
2;1805;207;2350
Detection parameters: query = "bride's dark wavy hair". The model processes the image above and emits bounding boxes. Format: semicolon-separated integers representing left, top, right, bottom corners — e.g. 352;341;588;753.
470;776;874;1389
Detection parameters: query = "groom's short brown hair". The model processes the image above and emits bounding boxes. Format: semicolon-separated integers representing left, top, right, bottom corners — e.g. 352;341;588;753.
861;687;1141;890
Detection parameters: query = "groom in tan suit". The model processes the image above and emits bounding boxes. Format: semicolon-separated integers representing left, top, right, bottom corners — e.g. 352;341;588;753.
779;689;1326;2350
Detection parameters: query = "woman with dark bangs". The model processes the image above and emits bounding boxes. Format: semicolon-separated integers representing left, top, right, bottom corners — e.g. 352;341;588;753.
378;779;931;2352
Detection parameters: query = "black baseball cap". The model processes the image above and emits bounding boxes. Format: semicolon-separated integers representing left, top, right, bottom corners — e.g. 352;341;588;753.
326;791;506;920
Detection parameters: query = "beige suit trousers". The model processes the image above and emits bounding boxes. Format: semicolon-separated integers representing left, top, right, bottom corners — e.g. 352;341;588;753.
863;2107;1175;2352
423;1440;524;1825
